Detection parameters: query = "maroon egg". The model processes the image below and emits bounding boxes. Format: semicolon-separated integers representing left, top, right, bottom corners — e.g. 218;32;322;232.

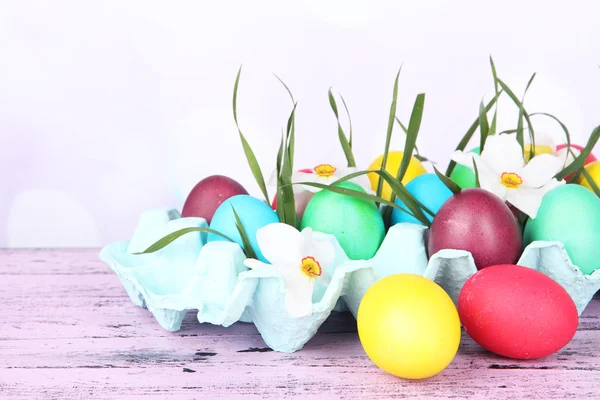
181;175;248;223
428;188;522;269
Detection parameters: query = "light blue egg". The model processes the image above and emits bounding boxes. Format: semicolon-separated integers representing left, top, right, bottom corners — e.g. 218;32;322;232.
391;173;453;225
208;195;280;262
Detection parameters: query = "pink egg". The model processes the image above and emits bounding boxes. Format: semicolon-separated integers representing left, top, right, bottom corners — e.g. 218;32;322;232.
458;264;578;359
181;175;248;223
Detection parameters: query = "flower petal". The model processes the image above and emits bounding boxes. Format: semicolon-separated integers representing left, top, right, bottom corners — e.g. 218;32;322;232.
450;150;477;171
506;179;564;219
292;170;321;192
301;228;335;270
473;158;509;201
520;154;564;188
255;223;302;266
279;267;314;317
481;133;525;174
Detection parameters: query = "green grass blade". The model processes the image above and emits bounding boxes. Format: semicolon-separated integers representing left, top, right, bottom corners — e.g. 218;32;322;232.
479;100;490;151
135;227;234;255
328;88;356;167
376;66;402;198
340;95;353;148
232;67;270;204
556;125;600;180
489;56;499;135
396;93;425;183
445;91;502;176
580;168;600;197
472;159;481;188
497;78;536;155
231;205;258;259
273;73;296;103
434;166;461;194
279;105;297;227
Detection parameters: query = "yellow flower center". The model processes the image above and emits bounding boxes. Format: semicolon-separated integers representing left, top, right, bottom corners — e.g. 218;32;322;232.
500;172;523;189
314;164;337;177
301;256;322;278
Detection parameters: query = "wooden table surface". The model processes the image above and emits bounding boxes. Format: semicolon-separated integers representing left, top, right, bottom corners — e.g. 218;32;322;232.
1;249;599;399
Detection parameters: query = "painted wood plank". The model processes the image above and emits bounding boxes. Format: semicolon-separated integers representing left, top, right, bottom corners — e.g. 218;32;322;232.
1;249;599;399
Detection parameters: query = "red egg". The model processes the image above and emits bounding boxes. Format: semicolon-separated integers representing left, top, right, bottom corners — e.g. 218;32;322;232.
556;143;597;165
428;188;522;269
181;175;248;223
458;264;578;359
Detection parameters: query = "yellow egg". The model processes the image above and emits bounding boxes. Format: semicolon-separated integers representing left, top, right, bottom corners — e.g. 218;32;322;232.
578;161;600;192
523;144;554;162
357;274;461;379
367;152;426;200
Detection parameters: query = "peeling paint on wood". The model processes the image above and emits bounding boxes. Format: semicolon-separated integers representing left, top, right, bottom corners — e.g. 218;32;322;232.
1;249;599;399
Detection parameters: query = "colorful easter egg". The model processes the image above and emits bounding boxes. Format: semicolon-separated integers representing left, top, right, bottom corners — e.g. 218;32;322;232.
450;147;480;189
367;151;427;201
391;173;452;225
523;143;555;162
208;195;279;262
358;274;461;379
182;175;248;223
428;188;522;269
523;184;600;275
458;264;578;359
578;161;600;192
301;182;385;260
556;143;597;166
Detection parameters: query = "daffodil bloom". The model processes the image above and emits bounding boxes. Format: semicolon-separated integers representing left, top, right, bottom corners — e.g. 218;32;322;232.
244;223;334;317
451;134;565;219
291;163;372;193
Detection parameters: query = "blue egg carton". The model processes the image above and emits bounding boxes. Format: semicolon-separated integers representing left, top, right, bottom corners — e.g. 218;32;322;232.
100;208;600;353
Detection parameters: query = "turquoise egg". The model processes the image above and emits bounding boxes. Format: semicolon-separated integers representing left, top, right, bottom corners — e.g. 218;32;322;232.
523;184;600;275
391;173;453;225
301;182;385;260
208;195;280;262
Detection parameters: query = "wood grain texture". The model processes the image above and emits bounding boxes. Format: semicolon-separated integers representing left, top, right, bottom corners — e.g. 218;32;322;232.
1;249;599;399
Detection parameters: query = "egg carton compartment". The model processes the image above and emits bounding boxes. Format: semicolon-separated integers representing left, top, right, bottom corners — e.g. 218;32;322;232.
100;208;600;352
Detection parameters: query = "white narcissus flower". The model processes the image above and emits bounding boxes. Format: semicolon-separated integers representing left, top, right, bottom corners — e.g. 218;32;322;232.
268;164;372;194
244;223;335;318
451;133;565;219
291;164;373;193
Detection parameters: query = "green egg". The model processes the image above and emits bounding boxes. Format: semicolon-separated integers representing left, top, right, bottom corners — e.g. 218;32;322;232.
450;147;480;189
523;184;600;275
301;181;385;260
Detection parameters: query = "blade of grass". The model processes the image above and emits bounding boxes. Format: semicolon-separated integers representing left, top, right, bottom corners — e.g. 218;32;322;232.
273;73;296;103
134;227;234;255
556;125;600;180
497;78;536;154
233;67;270;204
328;88;356;167
376;66;403;199
479;100;490;151
396;93;425;183
434;166;461;194
279;105;297;227
472;159;481;188
580;168;600;197
231;205;258;259
489;56;500;135
340;95;353;148
445;90;502;176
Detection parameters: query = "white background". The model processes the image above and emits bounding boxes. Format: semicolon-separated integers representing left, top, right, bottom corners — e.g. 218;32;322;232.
1;0;599;247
